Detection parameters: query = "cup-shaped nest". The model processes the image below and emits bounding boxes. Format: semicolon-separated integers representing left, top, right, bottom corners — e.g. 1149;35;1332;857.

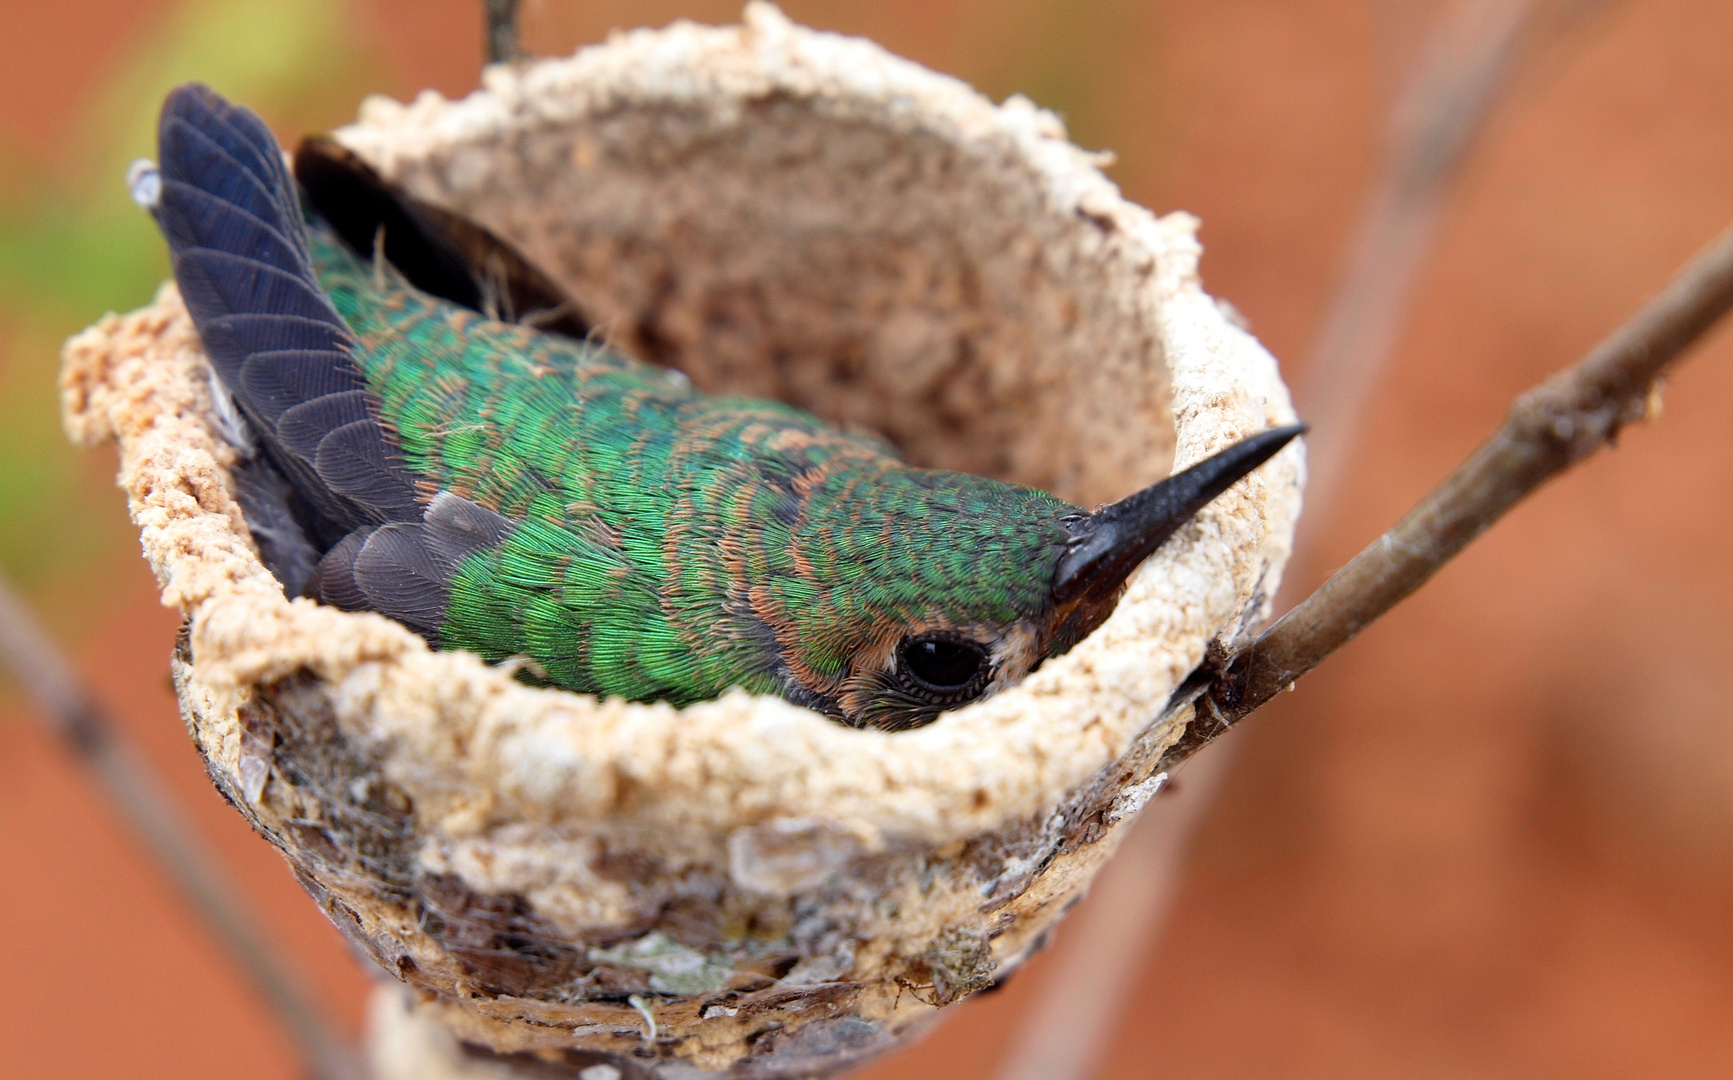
61;5;1302;1077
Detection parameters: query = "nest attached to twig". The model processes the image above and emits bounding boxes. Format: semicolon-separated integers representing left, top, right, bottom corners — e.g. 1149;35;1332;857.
61;6;1301;1077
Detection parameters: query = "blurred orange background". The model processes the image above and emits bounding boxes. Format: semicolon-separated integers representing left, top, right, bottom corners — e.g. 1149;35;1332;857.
3;1;1732;1077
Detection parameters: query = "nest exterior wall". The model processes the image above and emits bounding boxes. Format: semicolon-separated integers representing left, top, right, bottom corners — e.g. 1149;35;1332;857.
60;6;1301;1075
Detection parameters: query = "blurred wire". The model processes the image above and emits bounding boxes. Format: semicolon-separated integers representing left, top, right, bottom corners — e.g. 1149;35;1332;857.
989;3;1546;1079
1298;0;1541;527
987;747;1233;1080
484;0;523;64
0;568;366;1080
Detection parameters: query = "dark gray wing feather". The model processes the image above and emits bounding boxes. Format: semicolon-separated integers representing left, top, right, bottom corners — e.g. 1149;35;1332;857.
310;493;513;642
154;85;519;637
154;83;421;550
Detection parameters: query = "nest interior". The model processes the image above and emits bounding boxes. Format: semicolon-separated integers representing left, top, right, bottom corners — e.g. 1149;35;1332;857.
352;46;1172;511
60;6;1301;1076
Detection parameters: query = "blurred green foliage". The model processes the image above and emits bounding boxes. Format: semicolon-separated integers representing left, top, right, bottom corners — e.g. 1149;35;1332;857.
0;0;381;615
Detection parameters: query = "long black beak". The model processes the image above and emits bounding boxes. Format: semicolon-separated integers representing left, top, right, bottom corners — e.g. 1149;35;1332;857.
1052;424;1307;605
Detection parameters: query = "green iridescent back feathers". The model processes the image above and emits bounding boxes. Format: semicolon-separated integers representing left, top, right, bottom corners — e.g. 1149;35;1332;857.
149;84;1301;730
313;232;1076;708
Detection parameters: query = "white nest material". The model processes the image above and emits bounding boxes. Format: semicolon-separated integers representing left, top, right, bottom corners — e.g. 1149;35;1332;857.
61;5;1301;1076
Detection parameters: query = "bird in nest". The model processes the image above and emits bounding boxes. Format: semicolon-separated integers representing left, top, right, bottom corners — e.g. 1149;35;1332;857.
137;84;1303;731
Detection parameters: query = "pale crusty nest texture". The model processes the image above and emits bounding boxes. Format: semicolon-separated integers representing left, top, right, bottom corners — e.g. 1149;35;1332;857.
61;6;1301;1076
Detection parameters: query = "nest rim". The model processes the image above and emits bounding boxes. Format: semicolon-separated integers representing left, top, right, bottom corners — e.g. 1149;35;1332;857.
61;5;1302;1073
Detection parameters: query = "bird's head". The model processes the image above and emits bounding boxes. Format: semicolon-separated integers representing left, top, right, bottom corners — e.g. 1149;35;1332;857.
764;425;1305;730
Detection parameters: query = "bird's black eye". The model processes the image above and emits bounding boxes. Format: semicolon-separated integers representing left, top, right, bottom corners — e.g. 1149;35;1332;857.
898;635;990;696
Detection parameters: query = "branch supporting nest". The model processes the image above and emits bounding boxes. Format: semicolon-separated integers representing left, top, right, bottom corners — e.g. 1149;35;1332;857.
1197;222;1733;739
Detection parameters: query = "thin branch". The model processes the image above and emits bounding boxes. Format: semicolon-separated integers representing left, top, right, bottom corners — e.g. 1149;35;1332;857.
484;0;523;65
1202;220;1733;733
0;570;367;1080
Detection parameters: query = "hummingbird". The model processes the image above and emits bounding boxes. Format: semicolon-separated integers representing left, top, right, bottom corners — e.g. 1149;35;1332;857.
141;84;1303;731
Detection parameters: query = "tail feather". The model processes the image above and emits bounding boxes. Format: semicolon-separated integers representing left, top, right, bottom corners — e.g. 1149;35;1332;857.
153;82;420;539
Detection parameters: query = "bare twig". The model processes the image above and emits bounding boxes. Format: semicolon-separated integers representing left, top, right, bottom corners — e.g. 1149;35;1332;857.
0;570;366;1080
484;0;523;65
1204;221;1733;732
